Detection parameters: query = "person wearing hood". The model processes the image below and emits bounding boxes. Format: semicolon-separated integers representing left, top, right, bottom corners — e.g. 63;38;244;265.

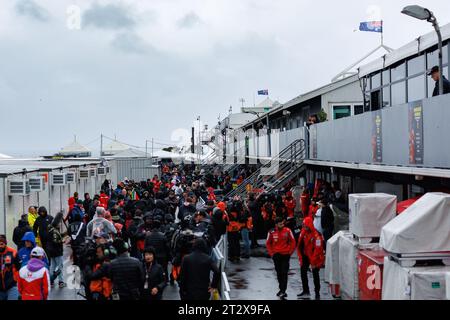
13;214;32;250
297;217;325;300
266;217;296;300
27;206;39;229
178;238;220;301
67;199;86;224
33;207;53;256
17;232;49;268
47;212;65;288
86;207;117;239
141;247;166;301
18;247;50;300
211;208;228;240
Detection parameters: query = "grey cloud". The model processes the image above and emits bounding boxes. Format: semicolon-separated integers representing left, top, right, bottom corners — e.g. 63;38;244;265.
177;12;203;29
15;0;50;22
82;3;136;30
111;32;150;55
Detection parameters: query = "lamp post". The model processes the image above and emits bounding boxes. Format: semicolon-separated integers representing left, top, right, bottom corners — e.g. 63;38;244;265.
402;5;443;95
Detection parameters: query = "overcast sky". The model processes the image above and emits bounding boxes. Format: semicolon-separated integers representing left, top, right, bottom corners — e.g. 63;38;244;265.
1;0;450;156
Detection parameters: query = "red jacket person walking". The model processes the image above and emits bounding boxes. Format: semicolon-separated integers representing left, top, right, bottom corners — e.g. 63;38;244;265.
266;217;296;299
297;217;325;300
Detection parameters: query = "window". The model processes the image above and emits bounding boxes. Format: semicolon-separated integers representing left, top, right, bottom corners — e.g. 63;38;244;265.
407;55;425;76
391;81;406;105
382;70;390;86
408;75;426;102
382;86;391;108
354;105;364;116
427;66;449;97
391;63;406;82
427;45;449;70
370;90;381;111
333;105;351;120
371;72;381;89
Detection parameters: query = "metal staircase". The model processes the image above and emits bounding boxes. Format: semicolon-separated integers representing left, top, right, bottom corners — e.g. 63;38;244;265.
226;139;307;199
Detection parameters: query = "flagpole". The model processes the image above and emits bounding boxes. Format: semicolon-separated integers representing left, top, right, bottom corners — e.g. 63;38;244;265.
381;20;384;46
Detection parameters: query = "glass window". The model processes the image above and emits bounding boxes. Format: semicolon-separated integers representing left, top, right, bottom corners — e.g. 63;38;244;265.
333;105;351;120
382;86;391;108
382;69;390;86
427;66;449;97
427;44;449;70
391;63;406;82
391;81;406;105
408;75;426;102
371;72;381;89
407;55;425;76
354;105;364;116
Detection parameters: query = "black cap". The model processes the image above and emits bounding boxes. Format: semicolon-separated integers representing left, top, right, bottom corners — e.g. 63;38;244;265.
275;217;284;224
428;66;439;76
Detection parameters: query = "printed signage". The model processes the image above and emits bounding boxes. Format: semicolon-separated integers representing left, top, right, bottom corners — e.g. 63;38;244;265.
409;101;424;165
371;110;382;163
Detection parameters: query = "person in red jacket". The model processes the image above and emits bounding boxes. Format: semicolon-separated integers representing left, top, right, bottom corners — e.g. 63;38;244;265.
266;217;296;300
300;189;310;218
297;217;325;300
283;192;296;218
18;247;50;300
99;191;110;209
68;192;79;212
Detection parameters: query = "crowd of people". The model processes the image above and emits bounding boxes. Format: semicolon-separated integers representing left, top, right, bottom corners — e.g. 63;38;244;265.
0;160;348;301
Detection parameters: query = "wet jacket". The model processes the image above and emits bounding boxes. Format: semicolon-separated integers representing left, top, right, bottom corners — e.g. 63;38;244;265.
18;258;50;300
0;247;20;291
266;227;296;257
108;254;144;300
297;217;325;268
18;232;36;267
33;214;54;246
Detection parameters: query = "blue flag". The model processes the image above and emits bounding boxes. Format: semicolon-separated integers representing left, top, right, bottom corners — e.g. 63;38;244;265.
258;90;269;96
359;21;383;33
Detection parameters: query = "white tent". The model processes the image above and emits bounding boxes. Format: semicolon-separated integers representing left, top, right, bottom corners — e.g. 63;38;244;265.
153;150;186;160
59;139;91;157
102;140;130;156
0;153;12;159
109;148;148;158
380;193;450;254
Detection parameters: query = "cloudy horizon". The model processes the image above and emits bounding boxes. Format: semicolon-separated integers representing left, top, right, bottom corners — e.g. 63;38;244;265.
1;0;450;156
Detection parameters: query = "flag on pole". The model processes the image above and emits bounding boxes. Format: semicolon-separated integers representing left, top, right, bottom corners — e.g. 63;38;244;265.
359;21;383;33
258;90;269;96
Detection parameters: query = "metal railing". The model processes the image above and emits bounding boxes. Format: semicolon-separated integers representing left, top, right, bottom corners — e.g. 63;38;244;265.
226;139;307;199
212;233;230;300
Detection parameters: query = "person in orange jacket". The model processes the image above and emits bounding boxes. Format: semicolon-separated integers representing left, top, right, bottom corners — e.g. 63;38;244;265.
297;217;325;300
266;217;296;300
0;235;20;300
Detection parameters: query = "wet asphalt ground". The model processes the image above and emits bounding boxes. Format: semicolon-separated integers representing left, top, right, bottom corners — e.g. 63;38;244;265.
49;241;332;301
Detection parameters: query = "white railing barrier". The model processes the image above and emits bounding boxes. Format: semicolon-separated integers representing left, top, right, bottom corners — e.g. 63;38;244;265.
213;233;230;300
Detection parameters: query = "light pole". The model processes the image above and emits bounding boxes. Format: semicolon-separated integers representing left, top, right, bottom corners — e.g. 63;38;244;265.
196;116;201;165
402;5;443;95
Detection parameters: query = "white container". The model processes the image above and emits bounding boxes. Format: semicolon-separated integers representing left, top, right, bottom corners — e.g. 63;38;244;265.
349;193;397;239
381;193;450;254
382;257;450;300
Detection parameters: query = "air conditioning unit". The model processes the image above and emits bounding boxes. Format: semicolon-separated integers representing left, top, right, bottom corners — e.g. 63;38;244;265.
89;168;97;178
79;169;90;180
51;173;67;186
66;172;76;183
8;179;30;196
97;167;107;175
29;176;46;192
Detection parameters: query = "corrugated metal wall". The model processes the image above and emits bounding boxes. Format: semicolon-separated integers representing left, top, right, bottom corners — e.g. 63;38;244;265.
109;158;161;183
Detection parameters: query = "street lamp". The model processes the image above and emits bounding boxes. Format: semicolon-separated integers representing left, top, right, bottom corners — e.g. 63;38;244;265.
402;5;443;95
